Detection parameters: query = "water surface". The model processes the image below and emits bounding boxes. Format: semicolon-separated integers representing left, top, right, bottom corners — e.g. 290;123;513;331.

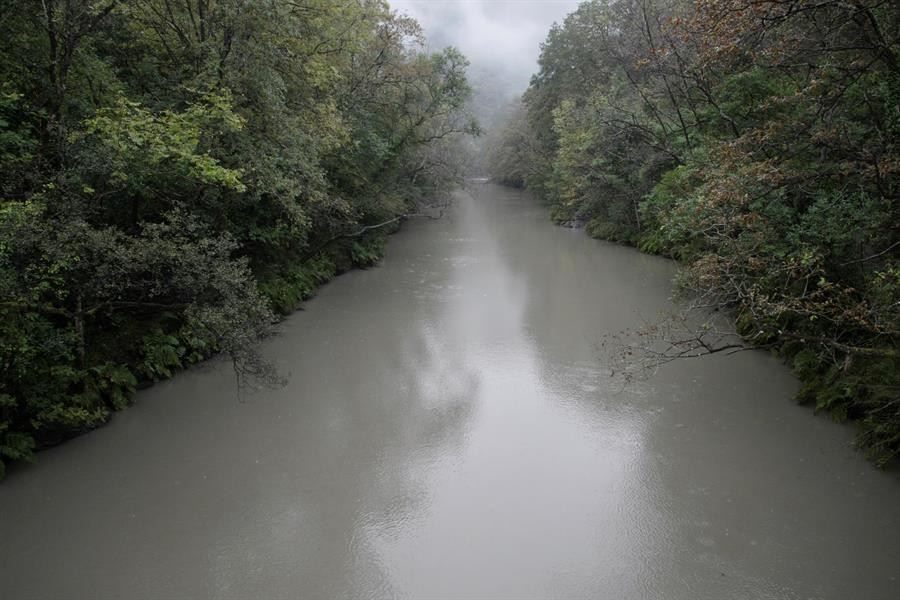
1;183;898;599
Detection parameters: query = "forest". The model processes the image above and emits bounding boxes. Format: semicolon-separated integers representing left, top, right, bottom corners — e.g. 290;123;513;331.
0;0;475;477
488;0;899;463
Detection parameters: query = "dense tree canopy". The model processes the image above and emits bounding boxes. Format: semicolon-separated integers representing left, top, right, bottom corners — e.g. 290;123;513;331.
0;0;475;476
490;0;899;463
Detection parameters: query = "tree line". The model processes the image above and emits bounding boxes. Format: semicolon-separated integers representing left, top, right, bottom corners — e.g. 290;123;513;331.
489;0;899;463
0;0;475;477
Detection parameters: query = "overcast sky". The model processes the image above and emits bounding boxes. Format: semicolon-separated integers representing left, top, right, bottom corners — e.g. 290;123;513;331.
391;0;581;92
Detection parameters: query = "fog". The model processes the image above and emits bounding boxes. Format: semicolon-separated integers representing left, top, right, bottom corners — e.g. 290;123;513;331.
392;0;580;117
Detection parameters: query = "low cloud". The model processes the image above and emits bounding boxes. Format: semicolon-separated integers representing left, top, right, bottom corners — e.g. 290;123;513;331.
391;0;580;92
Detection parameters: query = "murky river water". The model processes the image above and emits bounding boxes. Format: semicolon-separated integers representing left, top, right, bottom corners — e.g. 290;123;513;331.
2;183;899;599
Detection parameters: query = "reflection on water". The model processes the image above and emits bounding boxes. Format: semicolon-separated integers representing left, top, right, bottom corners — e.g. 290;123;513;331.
1;183;899;599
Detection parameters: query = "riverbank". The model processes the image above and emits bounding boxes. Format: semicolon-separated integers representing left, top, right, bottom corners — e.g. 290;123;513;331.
485;0;898;466
0;232;390;479
540;194;899;466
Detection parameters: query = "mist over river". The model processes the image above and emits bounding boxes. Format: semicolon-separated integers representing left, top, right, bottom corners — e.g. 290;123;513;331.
1;183;898;599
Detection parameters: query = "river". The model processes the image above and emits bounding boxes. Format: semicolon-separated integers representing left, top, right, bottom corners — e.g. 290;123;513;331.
1;182;898;599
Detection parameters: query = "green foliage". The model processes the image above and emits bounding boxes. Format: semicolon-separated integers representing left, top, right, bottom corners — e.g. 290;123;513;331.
259;256;338;316
258;235;387;315
138;322;216;381
0;90;36;172
83;364;139;411
139;332;186;382
72;92;246;196
585;218;631;244
350;237;387;268
0;0;474;477
639;166;706;259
